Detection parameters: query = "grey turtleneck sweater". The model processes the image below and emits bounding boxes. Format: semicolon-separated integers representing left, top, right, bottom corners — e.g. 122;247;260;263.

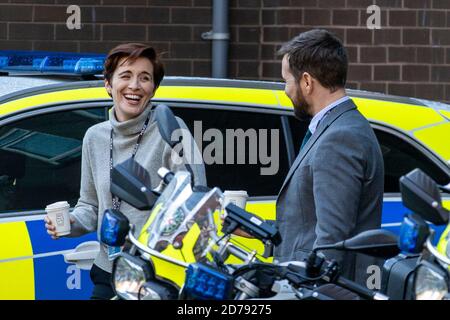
69;106;206;273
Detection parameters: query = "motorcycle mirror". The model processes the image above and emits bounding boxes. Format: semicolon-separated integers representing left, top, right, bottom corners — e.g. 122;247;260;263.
153;104;196;185
110;157;158;210
223;203;282;246
154;104;182;149
315;229;400;259
399;168;449;225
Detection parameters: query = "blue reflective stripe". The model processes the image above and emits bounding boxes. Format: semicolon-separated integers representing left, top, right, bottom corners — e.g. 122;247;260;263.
33;254;93;300
381;201;409;224
26;219;96;255
26;219;96;300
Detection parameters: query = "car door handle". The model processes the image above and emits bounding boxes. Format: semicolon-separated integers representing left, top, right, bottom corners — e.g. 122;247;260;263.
64;241;100;270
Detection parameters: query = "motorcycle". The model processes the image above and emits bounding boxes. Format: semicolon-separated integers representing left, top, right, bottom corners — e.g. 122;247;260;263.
101;156;401;300
101;156;285;300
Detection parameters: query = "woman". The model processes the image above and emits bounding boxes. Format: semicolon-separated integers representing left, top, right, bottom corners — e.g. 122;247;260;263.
44;43;206;299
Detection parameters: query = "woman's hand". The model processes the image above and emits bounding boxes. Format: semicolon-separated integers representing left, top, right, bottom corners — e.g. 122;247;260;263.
44;216;75;240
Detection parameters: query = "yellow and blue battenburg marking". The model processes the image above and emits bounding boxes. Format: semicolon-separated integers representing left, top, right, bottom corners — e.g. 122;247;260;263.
24;219;96;300
0;216;96;300
0;221;34;299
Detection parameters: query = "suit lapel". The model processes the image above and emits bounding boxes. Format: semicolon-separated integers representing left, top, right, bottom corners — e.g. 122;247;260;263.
278;99;357;197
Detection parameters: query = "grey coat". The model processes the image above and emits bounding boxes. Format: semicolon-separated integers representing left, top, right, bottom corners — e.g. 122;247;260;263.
274;98;384;284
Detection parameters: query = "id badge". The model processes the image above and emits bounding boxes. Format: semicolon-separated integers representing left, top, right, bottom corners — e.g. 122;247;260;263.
108;245;122;261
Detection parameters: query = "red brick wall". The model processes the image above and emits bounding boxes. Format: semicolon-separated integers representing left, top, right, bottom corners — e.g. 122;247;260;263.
0;0;449;102
259;0;450;103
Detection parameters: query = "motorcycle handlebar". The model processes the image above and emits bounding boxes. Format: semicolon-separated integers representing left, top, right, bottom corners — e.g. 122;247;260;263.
284;261;389;300
226;242;258;262
335;276;388;300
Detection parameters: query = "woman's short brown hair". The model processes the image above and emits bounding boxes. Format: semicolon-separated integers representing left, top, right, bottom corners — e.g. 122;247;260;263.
103;43;164;88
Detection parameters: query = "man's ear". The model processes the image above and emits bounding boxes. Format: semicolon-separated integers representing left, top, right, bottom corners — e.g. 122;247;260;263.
302;72;313;95
104;79;112;97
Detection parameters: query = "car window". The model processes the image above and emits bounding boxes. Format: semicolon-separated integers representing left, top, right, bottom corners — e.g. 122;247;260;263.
374;129;449;193
288;116;310;156
172;106;290;197
0;108;106;213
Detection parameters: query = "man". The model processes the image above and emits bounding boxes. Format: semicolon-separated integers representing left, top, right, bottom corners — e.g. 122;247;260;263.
275;29;384;284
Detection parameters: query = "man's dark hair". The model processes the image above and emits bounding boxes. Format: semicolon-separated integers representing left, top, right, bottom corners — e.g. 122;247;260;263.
278;29;348;92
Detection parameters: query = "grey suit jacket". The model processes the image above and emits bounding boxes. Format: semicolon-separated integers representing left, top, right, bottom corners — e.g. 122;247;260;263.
274;98;384;284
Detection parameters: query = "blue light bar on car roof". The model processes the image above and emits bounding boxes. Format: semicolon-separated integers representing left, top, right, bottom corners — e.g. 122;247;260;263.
0;50;106;75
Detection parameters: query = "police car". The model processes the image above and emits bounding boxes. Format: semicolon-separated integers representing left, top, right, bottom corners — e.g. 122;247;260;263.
0;51;449;299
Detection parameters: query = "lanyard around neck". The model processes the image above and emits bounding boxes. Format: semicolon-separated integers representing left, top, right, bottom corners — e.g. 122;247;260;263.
110;113;151;210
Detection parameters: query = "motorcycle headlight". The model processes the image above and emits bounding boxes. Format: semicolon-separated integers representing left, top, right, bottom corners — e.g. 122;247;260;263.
112;253;154;300
414;261;448;300
138;281;179;300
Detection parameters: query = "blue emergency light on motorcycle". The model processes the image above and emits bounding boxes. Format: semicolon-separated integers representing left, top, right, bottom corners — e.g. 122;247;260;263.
398;213;429;253
184;263;234;300
0;50;105;75
100;209;130;247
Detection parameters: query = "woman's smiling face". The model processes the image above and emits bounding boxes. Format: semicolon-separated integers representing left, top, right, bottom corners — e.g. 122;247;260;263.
105;56;156;122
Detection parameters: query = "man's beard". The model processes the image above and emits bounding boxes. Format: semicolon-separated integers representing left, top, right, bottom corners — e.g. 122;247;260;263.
291;90;312;122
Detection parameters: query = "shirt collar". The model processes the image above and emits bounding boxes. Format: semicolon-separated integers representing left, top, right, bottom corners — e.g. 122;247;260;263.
308;96;350;134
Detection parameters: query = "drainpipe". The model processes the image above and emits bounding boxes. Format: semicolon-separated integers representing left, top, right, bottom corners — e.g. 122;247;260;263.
201;0;230;78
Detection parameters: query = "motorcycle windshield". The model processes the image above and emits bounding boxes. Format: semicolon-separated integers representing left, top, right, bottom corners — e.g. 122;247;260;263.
141;170;223;262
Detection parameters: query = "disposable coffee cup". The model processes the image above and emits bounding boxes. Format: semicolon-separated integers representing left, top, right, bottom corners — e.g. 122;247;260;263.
223;190;248;213
45;201;71;236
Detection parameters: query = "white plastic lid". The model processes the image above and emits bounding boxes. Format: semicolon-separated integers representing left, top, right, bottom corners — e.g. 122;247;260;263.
224;190;248;197
45;201;70;210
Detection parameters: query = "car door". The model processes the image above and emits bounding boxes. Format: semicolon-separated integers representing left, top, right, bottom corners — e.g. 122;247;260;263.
0;105;107;299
